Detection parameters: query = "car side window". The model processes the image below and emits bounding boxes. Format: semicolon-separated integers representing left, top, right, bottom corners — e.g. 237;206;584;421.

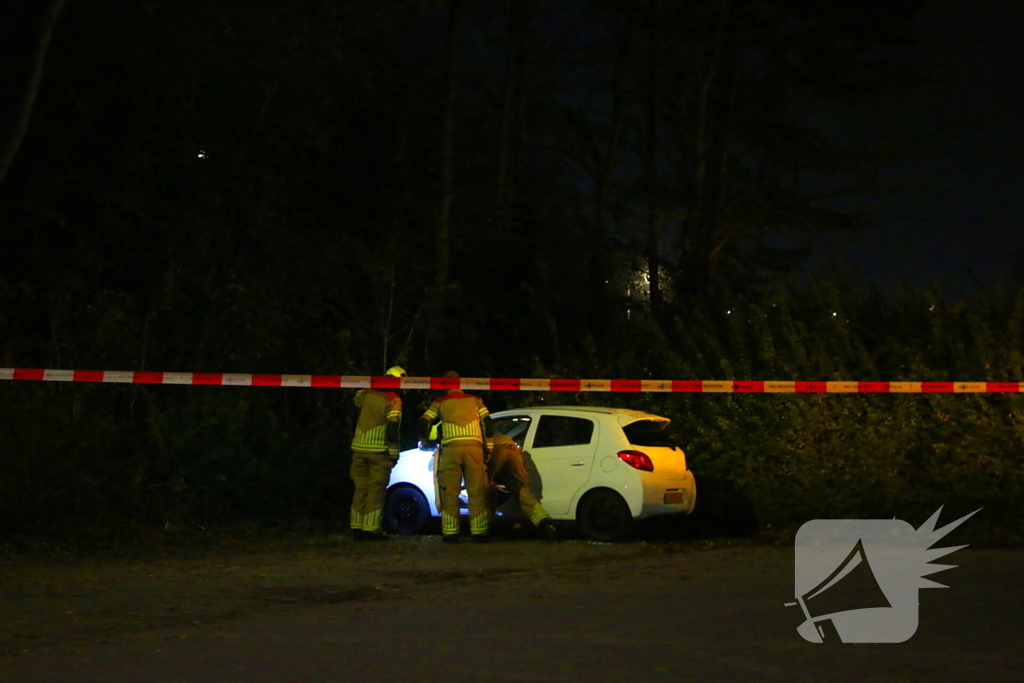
532;416;594;448
492;416;532;447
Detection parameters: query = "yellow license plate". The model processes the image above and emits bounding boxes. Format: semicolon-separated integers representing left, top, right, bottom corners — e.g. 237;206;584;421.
664;491;684;504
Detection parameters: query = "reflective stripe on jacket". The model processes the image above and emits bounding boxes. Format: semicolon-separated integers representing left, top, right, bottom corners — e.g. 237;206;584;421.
421;391;490;447
494;432;517;449
352;389;402;452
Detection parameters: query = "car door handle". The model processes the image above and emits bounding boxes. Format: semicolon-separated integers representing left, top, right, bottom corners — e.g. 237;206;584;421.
570;461;586;467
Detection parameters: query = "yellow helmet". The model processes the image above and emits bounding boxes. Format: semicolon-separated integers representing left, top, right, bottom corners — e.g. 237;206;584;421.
384;366;407;378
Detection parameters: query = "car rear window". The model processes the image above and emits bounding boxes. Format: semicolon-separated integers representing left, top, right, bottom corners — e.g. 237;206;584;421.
532;416;594;448
622;420;676;448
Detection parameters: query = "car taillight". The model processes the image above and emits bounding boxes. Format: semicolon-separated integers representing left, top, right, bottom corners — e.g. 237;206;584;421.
617;450;653;472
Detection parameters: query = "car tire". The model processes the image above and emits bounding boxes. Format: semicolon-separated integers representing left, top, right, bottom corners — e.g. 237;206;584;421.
577;489;633;542
383;485;431;535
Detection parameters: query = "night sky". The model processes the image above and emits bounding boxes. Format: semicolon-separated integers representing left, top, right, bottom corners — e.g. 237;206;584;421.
816;0;1024;296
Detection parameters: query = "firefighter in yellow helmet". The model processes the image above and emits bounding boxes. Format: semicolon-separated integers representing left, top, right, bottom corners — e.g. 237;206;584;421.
418;371;494;543
489;432;558;541
349;365;406;540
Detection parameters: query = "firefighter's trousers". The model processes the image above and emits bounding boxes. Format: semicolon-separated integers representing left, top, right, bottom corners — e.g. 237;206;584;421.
350;449;396;533
489;444;551;526
438;441;489;537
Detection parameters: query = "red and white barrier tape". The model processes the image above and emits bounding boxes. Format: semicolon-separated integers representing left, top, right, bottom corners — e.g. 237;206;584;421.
1;369;1021;393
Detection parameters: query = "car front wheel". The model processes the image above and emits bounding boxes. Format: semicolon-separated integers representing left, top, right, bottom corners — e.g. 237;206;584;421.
383;485;431;534
577;489;633;542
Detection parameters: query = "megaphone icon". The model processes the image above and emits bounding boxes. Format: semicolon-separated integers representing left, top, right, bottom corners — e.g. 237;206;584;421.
790;510;978;644
786;538;892;643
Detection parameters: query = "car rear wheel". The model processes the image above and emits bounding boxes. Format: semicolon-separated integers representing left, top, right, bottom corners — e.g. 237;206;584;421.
577;489;633;542
384;485;431;534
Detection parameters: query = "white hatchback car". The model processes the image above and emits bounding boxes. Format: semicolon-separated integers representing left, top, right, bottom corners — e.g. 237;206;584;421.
382;406;697;541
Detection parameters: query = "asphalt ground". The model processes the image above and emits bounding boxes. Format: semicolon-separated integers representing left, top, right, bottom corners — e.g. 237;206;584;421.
1;529;1021;683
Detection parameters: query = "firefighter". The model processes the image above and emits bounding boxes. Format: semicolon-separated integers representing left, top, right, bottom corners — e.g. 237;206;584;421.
418;371;494;543
489;432;558;541
349;365;406;540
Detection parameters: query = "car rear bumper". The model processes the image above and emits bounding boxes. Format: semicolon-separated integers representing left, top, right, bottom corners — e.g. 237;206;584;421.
638;470;696;518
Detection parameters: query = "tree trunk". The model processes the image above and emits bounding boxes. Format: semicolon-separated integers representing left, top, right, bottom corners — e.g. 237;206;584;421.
0;0;67;189
708;56;739;264
591;6;635;315
496;0;528;213
437;0;464;285
645;0;663;313
687;0;728;294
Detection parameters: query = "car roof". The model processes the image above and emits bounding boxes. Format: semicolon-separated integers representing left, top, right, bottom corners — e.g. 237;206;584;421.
491;405;670;428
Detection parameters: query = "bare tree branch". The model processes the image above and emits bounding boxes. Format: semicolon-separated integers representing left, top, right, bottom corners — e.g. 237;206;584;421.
0;0;67;189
